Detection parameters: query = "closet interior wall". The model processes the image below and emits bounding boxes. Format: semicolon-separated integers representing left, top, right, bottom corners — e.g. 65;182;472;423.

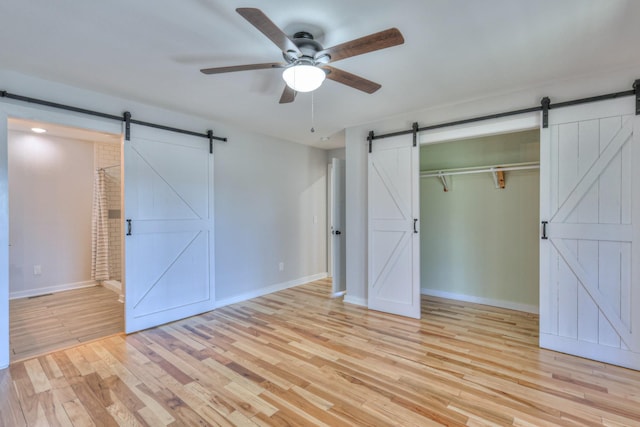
420;130;540;312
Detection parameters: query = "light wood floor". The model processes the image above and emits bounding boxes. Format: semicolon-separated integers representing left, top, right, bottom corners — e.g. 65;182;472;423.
10;285;124;362
2;278;640;426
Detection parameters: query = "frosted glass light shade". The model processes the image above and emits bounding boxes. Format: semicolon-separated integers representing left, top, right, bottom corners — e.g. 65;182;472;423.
282;65;325;92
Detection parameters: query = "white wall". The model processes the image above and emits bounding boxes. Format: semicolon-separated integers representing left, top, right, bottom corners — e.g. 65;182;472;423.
326;147;345;161
214;129;327;303
345;66;640;305
0;69;328;368
344;126;368;306
8;131;94;297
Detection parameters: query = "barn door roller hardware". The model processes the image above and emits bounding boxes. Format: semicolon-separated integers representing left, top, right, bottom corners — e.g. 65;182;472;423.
367;122;419;153
635;79;640;115
124;111;131;141
207;130;214;154
541;97;550;128
0;89;227;150
366;79;638;140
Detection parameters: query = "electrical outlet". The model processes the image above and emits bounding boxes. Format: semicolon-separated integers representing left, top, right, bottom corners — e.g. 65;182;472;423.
279;262;284;271
33;265;42;276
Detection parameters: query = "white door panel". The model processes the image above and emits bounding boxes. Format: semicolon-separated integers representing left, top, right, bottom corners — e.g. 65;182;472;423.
331;158;346;295
124;126;214;333
540;97;640;370
368;135;420;319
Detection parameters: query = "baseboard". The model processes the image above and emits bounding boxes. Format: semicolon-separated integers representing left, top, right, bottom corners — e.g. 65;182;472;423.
215;272;328;309
331;291;346;298
101;280;124;304
421;288;539;314
9;280;97;300
101;280;122;294
343;295;367;307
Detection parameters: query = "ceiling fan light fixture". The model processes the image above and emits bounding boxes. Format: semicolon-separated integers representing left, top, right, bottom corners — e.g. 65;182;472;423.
282;64;325;92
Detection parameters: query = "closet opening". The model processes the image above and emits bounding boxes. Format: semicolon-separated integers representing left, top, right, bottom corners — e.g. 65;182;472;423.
7;118;124;361
419;129;540;314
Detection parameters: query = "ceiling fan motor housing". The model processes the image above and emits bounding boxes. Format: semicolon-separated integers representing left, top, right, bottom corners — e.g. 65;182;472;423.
284;32;331;65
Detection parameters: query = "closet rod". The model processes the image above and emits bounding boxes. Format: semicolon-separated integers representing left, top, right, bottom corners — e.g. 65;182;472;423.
421;162;539;178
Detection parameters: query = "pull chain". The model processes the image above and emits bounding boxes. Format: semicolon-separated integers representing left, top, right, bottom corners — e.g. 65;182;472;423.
310;91;315;133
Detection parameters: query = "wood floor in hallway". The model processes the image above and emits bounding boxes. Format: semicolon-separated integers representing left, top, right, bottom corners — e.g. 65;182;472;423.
9;285;124;362
2;278;640;426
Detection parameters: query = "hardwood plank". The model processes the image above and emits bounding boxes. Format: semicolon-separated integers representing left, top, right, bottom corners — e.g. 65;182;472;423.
37;389;74;427
0;368;27;427
3;279;640;426
105;391;146;427
61;399;96;427
24;358;52;393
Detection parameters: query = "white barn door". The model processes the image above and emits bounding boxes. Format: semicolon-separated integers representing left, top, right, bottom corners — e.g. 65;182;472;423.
540;97;640;369
368;134;420;319
124;126;215;333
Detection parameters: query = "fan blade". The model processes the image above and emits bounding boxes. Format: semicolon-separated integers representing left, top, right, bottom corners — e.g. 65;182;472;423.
279;86;297;104
320;28;404;63
236;8;302;56
200;62;285;75
322;66;381;94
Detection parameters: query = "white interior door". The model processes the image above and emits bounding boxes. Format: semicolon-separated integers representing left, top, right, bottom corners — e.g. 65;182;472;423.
124;126;215;333
540;97;640;370
331;158;346;296
0;113;9;369
368;134;420;319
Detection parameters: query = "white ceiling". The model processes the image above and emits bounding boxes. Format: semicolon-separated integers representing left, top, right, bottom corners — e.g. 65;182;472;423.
8;118;121;144
2;0;639;149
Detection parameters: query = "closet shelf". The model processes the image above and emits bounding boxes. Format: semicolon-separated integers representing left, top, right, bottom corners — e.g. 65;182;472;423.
420;161;539;191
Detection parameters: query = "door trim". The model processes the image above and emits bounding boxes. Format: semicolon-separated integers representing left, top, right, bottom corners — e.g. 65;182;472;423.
0;103;123;369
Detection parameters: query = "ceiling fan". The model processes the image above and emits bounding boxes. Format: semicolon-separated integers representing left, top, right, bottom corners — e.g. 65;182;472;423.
200;8;405;104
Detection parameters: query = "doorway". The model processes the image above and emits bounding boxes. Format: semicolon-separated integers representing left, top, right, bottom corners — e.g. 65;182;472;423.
418;129;540;314
7;118;124;361
328;157;346;297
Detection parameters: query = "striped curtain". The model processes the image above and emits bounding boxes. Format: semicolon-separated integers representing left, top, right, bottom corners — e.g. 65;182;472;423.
91;169;110;281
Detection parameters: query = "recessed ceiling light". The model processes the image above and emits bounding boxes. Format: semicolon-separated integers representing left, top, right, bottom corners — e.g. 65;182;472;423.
31;127;47;134
320;136;331;141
